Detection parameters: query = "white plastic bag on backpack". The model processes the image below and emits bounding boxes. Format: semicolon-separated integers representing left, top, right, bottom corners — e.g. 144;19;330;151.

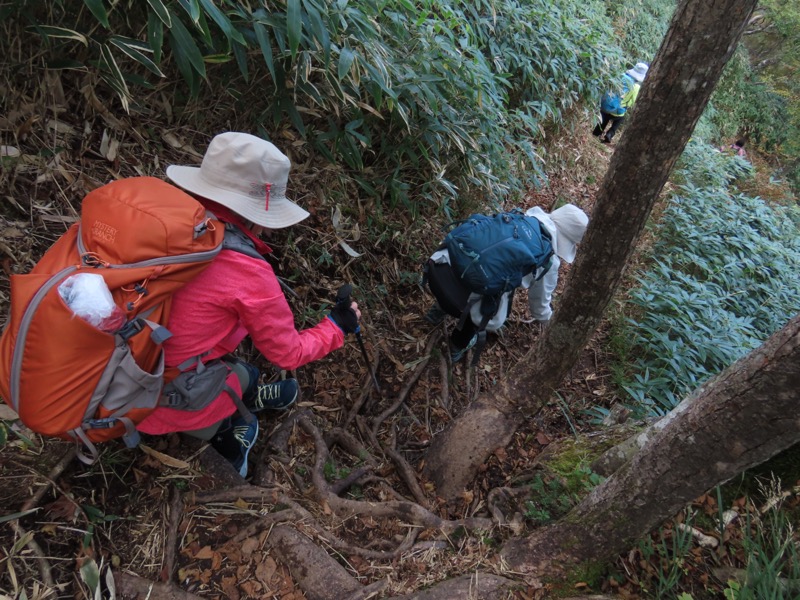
58;273;125;333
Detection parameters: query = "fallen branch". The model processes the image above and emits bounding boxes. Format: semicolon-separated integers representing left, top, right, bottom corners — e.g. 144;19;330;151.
342;357;381;431
6;444;78;589
439;354;450;413
190;485;280;505
161;485;184;583
21;445;78;512
7;522;55;588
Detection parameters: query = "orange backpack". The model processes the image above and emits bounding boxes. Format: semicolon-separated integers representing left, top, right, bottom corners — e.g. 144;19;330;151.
0;177;225;460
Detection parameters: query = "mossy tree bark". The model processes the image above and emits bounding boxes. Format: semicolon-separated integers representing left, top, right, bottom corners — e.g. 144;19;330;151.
424;0;760;501
500;313;800;574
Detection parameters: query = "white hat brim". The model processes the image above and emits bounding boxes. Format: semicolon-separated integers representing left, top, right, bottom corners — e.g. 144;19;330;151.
555;236;578;264
166;165;309;229
625;70;644;83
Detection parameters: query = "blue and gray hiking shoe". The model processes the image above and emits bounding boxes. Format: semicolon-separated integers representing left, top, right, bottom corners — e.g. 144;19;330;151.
211;415;259;478
449;335;478;363
249;379;300;411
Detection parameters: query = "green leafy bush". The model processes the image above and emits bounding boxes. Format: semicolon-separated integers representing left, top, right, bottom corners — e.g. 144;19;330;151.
605;0;674;61
524;467;603;524
617;142;800;416
733;506;800;599
5;0;616;216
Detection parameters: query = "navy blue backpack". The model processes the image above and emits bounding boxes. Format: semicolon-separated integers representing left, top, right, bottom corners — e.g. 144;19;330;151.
427;211;553;365
444;211;553;299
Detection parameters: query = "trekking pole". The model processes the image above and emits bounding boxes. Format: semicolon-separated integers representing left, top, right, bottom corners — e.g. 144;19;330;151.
336;284;382;395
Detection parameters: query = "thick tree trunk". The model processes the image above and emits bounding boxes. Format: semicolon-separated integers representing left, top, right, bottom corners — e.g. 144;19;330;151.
424;0;759;501
501;314;800;574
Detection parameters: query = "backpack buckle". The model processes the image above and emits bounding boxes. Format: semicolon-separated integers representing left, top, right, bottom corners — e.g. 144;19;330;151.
86;417;118;429
117;319;144;341
163;391;183;407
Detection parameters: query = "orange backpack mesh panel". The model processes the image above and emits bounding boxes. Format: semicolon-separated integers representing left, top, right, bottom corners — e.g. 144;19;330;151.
0;177;224;449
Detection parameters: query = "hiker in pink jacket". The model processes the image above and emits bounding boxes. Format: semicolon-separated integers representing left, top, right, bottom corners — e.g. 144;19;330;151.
137;132;360;477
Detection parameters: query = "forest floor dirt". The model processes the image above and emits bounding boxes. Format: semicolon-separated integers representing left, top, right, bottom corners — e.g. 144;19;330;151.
0;97;797;600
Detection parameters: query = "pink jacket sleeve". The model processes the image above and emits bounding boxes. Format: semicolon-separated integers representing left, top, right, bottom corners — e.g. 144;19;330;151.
228;253;344;370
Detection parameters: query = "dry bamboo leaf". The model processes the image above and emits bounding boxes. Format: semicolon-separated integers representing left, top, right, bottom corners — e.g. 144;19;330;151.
56;164;76;184
138;444;191;469
255;557;277;586
99;130;119;162
162;132;183;149
161;132;203;159
44;71;67;106
193;546;215;560
45;119;76;135
0;404;18;420
296;402;342;412
39;215;79;225
676;523;719;548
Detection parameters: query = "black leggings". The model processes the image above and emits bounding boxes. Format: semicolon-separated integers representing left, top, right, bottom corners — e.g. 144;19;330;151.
451;318;478;350
593;111;625;140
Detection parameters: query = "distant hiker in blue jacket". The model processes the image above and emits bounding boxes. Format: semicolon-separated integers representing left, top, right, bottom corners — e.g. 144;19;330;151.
592;62;649;143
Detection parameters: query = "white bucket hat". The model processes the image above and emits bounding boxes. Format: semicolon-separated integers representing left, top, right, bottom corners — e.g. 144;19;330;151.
166;132;310;229
626;62;649;83
549;204;589;264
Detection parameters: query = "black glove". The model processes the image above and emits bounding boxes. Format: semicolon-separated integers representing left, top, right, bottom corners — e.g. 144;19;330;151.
329;284;360;334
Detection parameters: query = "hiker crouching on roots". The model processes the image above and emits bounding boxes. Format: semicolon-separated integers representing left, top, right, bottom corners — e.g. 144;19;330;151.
424;204;589;364
136;132;360;477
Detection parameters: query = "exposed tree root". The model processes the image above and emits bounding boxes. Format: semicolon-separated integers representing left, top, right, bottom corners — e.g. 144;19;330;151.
486;486;533;529
384;572;518;599
384;427;431;509
183;436;245;489
329;465;373;496
229;508;298;544
265;525;363;600
263;408;311;457
300;415;493;533
325;427;379;468
371;331;441;438
114;572;206;600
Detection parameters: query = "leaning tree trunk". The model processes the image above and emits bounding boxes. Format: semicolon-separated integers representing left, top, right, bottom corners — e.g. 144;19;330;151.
424;0;760;501
501;313;800;574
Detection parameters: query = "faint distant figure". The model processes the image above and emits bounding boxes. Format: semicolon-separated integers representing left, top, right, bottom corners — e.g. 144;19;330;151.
728;138;747;157
592;62;649;144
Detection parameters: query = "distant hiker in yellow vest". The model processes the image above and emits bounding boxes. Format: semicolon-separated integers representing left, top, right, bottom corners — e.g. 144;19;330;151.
592;62;649;144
